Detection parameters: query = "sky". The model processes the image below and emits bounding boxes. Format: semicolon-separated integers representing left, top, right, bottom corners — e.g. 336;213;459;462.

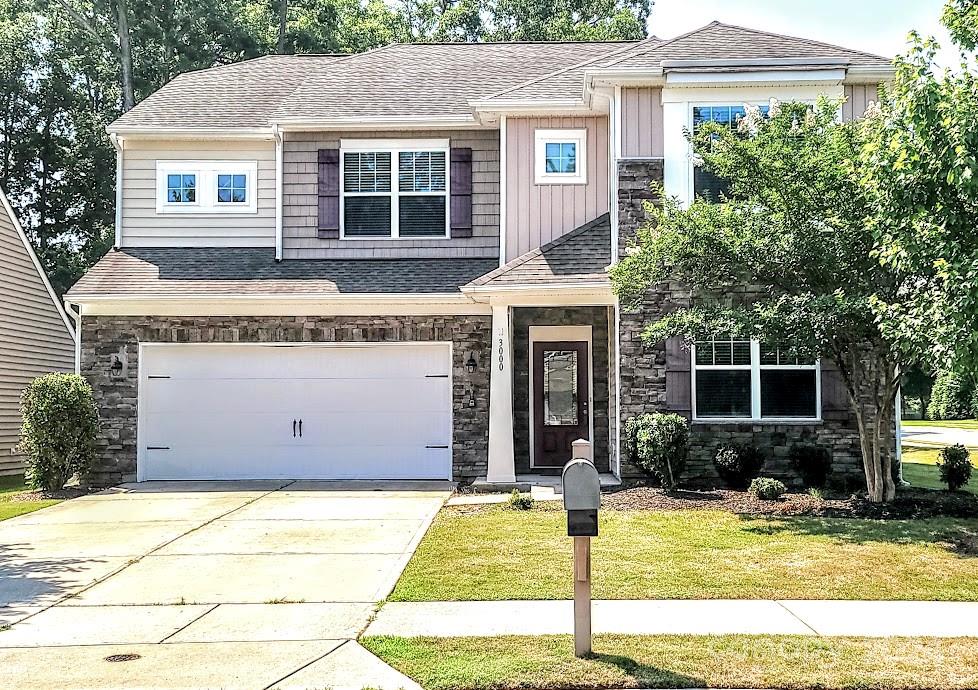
648;0;958;67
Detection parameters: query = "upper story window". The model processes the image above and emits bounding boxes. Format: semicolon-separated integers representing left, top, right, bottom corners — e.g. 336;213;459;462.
691;104;769;201
340;139;449;239
534;129;587;185
693;339;819;422
156;161;257;214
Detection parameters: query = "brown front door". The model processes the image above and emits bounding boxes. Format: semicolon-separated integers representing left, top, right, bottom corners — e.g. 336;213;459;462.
533;341;589;468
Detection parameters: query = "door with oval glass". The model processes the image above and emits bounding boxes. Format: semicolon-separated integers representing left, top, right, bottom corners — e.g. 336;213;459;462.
533;341;589;468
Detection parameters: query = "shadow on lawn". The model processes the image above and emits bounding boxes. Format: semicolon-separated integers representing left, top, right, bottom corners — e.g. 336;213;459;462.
737;514;978;557
591;652;705;688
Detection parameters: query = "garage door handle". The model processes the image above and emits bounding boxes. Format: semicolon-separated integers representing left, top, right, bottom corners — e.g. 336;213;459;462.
293;419;297;438
298;419;303;438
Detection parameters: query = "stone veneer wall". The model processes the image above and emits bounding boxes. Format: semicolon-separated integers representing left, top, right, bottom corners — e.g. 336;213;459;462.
511;307;611;474
80;315;491;487
616;159;864;487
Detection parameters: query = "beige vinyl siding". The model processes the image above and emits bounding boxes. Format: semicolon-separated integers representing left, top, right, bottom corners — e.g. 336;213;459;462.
621;87;664;158
505;116;609;262
843;84;880;121
0;205;74;475
121;139;276;248
283;130;500;259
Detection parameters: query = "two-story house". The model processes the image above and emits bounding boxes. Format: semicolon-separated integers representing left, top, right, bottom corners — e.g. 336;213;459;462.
65;22;893;487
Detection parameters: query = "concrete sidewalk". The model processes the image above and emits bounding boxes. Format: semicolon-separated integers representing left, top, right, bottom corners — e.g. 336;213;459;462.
366;600;978;638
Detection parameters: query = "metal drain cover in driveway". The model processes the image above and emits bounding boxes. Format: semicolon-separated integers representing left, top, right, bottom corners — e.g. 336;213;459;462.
104;654;142;663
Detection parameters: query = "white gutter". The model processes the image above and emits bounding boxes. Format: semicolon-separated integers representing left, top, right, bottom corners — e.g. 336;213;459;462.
461;281;612;295
273;124;284;262
67;292;479;303
274;115;481;131
110;134;124;248
845;66;897;83
105;126;275;138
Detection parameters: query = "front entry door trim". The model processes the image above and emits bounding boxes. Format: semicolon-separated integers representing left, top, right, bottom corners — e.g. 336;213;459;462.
528;325;593;469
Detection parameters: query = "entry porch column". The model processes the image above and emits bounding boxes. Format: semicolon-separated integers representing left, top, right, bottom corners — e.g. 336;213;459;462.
486;303;516;483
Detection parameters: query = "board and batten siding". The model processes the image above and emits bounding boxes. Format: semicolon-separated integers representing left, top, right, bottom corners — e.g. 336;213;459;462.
843;84;881;121
282;130;500;259
0;201;75;474
121;139;276;248
621;87;664;159
505;116;609;262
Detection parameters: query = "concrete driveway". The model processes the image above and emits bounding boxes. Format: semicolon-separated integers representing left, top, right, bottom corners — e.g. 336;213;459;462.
0;480;451;689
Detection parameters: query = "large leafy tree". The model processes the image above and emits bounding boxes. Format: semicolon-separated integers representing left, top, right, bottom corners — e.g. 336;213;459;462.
861;0;978;373
611;100;907;503
487;0;650;41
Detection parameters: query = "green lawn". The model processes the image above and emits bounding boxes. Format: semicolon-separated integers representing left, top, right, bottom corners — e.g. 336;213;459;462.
902;447;978;494
390;503;978;602
0;474;59;521
903;419;978;430
364;634;978;690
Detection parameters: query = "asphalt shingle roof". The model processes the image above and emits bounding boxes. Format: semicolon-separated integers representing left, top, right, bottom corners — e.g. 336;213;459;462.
466;214;611;288
66;248;499;297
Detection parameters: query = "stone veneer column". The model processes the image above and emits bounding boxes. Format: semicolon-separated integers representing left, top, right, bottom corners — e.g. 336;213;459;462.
486;303;516;482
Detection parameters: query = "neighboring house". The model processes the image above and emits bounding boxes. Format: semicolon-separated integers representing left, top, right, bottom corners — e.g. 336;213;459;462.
65;22;893;487
0;188;76;475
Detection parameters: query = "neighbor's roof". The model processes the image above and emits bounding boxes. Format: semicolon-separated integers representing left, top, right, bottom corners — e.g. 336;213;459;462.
465;214;611;289
108;22;892;132
66;248;499;298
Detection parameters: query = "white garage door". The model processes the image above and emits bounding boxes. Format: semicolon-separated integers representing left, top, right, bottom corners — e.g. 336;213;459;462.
138;343;452;481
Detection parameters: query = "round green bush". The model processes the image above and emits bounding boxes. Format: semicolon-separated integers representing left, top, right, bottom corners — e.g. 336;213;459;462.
624;413;689;490
927;371;974;420
713;443;765;489
937;444;973;492
789;444;832;488
18;373;100;491
749;477;787;500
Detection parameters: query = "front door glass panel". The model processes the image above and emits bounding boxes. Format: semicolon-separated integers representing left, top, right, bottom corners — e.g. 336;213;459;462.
543;350;579;426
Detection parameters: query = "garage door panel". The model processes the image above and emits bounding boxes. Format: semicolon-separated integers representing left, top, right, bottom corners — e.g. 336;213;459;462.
139;344;453;481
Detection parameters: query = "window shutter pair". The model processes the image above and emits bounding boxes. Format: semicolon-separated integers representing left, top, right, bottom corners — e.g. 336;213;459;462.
316;147;473;239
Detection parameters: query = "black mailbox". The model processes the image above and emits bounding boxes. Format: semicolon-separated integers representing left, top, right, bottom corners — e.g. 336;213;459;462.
562;458;600;537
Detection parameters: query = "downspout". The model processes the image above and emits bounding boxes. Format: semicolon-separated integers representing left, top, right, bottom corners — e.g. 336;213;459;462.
110;134;124;249
273;124;284;262
498;115;507;267
63;300;82;375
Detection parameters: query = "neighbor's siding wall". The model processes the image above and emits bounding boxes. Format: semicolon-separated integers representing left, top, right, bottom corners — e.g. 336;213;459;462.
121;138;276;248
620;87;664;159
842;84;880;121
282;130;500;259
0;205;75;475
504;116;609;262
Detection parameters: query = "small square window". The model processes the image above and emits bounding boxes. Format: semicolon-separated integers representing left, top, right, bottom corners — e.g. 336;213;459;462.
166;174;196;203
544;142;577;174
535;129;586;184
217;173;247;204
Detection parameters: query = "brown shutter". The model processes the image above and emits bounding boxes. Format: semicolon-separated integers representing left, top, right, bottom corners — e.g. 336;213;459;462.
450;147;472;238
317;149;340;239
665;336;692;418
820;358;850;421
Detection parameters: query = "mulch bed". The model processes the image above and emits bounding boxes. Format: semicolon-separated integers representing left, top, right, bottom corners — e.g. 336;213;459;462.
5;486;99;502
602;484;978;520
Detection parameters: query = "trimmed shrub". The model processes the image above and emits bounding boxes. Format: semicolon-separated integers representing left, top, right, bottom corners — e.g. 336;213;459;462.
749;477;787;500
18;373;99;491
713;443;765;489
507;489;534;510
789;444;832;488
624;413;689;490
937;444;973;492
927;371;974;420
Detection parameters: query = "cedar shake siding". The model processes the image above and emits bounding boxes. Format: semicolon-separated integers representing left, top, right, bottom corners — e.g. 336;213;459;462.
504;116;610;262
616;159;866;488
79;315;491;487
0;198;75;475
282;130;500;260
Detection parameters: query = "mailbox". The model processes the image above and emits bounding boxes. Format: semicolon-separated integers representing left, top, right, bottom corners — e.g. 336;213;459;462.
562;457;600;537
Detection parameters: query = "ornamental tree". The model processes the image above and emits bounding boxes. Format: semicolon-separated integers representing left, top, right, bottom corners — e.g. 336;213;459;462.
611;99;908;503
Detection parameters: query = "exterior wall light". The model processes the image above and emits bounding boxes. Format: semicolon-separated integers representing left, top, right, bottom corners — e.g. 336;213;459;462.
466;353;478;374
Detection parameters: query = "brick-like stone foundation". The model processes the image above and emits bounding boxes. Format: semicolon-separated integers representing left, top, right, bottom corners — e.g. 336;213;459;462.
512;306;612;474
80;315;491;487
616;159;865;487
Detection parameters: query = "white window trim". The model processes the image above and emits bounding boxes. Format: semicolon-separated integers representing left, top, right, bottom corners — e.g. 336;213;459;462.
339;138;451;240
534;128;587;185
156;160;258;214
691;340;822;423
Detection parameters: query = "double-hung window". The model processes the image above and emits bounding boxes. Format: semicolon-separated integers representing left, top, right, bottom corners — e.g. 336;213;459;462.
691;104;769;201
340;139;449;239
693;339;820;421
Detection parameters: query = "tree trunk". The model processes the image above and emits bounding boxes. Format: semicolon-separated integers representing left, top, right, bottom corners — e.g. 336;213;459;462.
116;0;135;111
277;0;288;54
